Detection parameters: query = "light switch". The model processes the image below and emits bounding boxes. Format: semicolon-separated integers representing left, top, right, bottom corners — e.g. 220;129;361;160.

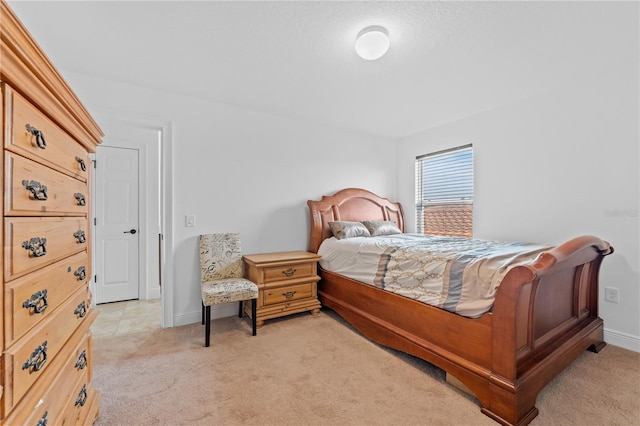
185;215;196;227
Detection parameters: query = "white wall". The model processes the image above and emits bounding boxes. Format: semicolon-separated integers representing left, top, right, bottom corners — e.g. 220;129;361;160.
65;71;396;326
396;43;639;350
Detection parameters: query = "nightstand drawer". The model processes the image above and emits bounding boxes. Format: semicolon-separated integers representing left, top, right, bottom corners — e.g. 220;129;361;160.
264;282;314;306
263;262;314;283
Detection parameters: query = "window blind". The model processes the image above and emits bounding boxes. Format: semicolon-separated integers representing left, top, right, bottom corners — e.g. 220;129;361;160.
415;144;473;237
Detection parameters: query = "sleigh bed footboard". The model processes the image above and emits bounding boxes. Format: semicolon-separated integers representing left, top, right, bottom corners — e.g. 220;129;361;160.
485;235;613;425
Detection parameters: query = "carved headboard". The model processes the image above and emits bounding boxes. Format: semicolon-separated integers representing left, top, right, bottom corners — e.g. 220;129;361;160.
307;188;405;253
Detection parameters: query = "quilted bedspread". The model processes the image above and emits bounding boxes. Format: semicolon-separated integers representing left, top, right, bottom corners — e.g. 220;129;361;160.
318;233;550;318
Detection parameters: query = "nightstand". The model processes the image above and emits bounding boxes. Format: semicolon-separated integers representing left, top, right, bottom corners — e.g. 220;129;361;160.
243;251;321;327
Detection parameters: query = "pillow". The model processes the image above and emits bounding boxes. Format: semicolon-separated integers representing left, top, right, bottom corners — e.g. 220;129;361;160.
328;221;371;240
362;220;402;236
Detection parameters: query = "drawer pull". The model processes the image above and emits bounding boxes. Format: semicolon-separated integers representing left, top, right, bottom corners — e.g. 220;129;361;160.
282;268;296;277
75;156;87;172
74;301;87;318
75;384;88;407
282;290;297;299
22;289;48;314
36;411;48;426
22;340;48;373
74;192;86;206
22;180;48;201
22;237;47;257
26;124;47;149
74;265;87;281
74;229;86;243
75;349;88;370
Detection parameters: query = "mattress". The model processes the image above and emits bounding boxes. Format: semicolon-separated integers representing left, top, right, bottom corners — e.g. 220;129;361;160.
318;233;550;318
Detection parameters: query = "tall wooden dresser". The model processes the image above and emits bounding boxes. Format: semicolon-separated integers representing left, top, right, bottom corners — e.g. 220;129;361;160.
0;2;103;424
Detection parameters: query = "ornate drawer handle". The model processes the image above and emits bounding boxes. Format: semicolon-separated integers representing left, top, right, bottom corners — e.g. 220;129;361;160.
75;384;88;407
282;268;296;277
74;301;87;318
75;349;88;370
282;290;297;299
26;124;46;149
22;237;47;257
74;230;86;244
75;156;87;172
22;180;48;201
75;265;86;281
74;192;86;206
36;411;48;426
22;289;48;314
22;340;48;373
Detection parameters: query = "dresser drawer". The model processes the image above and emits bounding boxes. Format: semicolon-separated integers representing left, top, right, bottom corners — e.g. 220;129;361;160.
264;281;315;306
7;90;89;182
76;385;100;426
5;152;89;216
263;262;314;283
3;316;95;425
3;286;91;411
4;216;88;281
60;380;98;426
34;370;91;426
5;251;89;346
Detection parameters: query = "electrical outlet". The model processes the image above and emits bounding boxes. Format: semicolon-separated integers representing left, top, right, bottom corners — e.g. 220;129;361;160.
185;215;196;227
604;287;620;303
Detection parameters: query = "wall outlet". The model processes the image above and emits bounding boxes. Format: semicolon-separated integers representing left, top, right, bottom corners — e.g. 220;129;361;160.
604;287;620;303
185;215;196;227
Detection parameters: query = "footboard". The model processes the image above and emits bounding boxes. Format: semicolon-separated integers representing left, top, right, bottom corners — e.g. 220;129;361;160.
486;235;613;425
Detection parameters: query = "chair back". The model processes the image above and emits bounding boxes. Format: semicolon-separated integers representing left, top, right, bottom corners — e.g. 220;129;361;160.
199;233;244;282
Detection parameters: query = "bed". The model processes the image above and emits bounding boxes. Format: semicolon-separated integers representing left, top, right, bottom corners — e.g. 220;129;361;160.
307;188;613;426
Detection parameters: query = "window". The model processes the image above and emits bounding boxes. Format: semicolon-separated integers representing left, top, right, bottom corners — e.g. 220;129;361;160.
415;144;473;238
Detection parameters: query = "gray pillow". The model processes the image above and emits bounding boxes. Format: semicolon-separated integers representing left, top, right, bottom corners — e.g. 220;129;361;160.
328;221;371;240
362;220;402;236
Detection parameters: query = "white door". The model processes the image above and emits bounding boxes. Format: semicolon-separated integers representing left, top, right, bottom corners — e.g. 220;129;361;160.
95;146;140;304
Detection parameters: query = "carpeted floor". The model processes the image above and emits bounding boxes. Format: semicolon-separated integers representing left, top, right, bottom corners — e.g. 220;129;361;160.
92;310;640;426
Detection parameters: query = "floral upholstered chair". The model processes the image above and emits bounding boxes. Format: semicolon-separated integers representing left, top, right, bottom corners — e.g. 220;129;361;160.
199;233;258;347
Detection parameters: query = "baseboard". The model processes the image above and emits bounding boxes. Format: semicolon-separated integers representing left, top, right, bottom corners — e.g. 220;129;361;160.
173;302;238;327
604;327;640;352
146;287;161;299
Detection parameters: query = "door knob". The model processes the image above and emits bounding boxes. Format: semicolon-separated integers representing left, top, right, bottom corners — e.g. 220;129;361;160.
124;229;137;234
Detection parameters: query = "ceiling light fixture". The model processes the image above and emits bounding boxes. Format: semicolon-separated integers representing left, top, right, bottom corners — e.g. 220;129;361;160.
355;26;390;60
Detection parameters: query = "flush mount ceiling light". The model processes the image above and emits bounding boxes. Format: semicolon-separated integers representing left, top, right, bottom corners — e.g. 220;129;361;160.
355;26;390;60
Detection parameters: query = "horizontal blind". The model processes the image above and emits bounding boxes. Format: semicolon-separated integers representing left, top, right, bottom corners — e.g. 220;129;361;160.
415;144;473;237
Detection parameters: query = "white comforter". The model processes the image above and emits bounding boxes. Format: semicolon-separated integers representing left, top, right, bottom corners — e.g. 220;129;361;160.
318;233;550;318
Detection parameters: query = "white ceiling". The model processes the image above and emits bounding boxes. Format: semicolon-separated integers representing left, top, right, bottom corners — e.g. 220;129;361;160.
7;1;627;139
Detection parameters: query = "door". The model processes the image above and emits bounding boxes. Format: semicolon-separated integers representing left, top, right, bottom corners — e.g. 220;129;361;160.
95;146;140;303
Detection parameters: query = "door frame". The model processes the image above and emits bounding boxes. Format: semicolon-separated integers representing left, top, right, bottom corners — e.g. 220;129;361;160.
90;112;174;327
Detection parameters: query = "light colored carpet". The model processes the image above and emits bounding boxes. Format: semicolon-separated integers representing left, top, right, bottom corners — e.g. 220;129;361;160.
92;310;640;425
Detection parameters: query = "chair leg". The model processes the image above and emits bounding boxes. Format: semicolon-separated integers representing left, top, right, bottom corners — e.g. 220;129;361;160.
251;298;257;336
201;301;205;325
205;305;211;347
238;300;243;318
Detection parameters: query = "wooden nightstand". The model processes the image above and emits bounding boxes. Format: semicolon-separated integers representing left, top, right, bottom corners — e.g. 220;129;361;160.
243;251;321;327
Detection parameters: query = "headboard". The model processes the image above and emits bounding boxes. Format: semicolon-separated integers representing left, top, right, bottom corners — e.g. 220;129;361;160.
307;188;405;253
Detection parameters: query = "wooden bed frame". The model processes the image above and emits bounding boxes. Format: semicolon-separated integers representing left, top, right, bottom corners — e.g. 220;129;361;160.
307;188;613;426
